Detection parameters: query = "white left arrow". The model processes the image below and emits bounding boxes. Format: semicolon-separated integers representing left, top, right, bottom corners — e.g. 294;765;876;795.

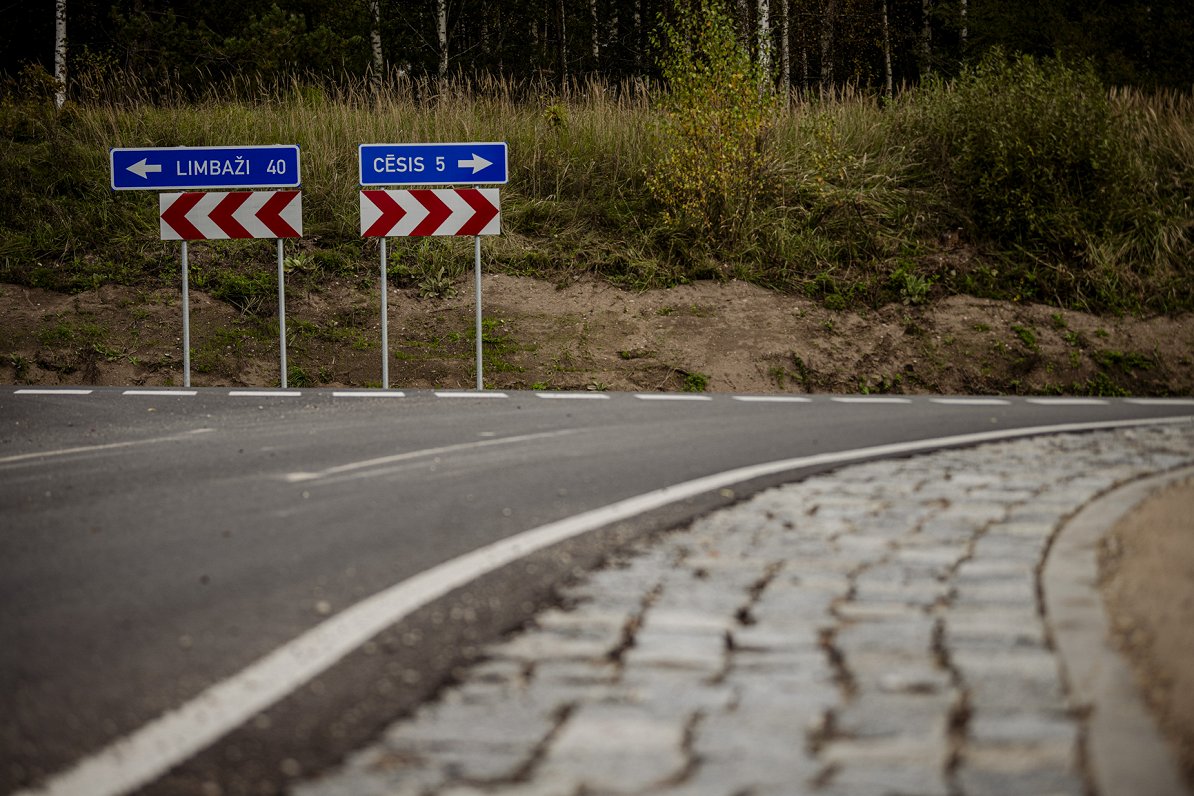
457;153;493;174
127;157;163;179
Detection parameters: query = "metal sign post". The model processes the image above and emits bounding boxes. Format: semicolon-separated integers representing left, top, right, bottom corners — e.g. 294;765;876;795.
181;241;191;387
380;238;389;390
358;171;503;391
474;234;483;390
157;189;303;388
277;239;287;388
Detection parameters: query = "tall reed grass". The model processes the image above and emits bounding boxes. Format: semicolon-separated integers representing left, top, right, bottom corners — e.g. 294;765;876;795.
1;62;1191;313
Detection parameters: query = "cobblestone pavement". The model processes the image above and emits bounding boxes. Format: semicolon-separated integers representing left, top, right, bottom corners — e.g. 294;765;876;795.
295;423;1194;796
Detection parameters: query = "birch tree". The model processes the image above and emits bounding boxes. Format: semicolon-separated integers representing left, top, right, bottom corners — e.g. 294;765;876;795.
368;0;383;89
54;0;67;109
921;0;932;75
779;0;790;90
757;0;771;77
820;0;836;88
590;0;600;64
881;0;892;96
437;0;449;78
959;0;967;52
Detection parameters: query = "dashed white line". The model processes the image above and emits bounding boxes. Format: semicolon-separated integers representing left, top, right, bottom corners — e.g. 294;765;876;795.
228;390;303;398
832;396;912;404
536;392;611;400
122;390;198;397
434;391;508;399
332;391;406;398
635;394;714;402
1125;398;1194;406
1026;398;1108;406
732;395;813;403
14;389;93;395
930;397;1010;406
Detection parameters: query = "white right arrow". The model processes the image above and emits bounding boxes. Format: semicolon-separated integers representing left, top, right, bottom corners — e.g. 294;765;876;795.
457;153;493;174
127;157;163;179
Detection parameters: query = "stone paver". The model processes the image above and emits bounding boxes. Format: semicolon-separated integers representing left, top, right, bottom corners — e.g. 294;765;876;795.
294;423;1194;796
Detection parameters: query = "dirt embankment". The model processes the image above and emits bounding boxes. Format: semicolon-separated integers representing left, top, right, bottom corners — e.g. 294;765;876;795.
1;275;1191;395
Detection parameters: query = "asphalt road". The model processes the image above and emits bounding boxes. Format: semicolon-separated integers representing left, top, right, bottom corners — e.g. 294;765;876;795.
2;387;1191;795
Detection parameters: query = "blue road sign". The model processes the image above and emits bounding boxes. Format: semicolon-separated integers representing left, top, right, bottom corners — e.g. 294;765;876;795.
359;142;508;186
110;145;301;191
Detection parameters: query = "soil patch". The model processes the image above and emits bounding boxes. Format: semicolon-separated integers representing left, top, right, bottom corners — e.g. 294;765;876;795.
1;274;1192;394
1100;476;1194;789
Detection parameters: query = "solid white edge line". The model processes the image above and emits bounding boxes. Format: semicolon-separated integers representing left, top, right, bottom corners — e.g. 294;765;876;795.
122;390;198;396
434;391;508;399
228;391;303;397
332;391;406;398
14;389;93;395
22;414;1194;796
732;396;813;403
535;392;610;400
635;394;713;401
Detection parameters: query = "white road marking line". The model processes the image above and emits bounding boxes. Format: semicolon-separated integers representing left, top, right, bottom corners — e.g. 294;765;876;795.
930;398;1010;406
122;390;198;396
228;390;303;397
332;391;406;398
535;392;610;400
635;394;714;401
14;389;93;395
1125;398;1194;406
832;396;912;404
1026;398;1108;406
0;429;215;466
32;413;1194;796
732;396;813;403
435;391;509;398
283;429;577;483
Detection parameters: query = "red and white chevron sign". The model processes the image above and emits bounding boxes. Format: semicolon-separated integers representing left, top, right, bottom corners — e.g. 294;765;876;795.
159;190;302;240
360;188;500;237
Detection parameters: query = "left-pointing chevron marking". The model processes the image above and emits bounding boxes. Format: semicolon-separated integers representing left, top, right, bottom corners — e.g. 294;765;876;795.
159;191;303;240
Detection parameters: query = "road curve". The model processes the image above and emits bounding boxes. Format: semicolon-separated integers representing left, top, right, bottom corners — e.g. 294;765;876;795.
2;387;1191;794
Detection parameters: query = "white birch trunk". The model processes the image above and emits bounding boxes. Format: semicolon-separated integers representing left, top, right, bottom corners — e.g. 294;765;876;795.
54;0;67;109
820;0;836;89
368;0;383;89
921;0;932;75
757;0;771;77
780;0;790;91
590;0;599;62
959;0;967;52
882;0;892;97
437;0;449;78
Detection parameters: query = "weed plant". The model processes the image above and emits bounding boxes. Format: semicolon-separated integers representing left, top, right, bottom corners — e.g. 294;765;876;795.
0;52;1191;315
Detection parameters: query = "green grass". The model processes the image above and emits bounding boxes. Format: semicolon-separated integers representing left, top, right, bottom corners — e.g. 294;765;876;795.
1;58;1191;315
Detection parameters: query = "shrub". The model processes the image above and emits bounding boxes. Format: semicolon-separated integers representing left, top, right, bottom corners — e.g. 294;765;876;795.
646;0;777;245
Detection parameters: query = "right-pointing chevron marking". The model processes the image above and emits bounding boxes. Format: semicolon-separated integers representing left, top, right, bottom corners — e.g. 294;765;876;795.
359;189;501;238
